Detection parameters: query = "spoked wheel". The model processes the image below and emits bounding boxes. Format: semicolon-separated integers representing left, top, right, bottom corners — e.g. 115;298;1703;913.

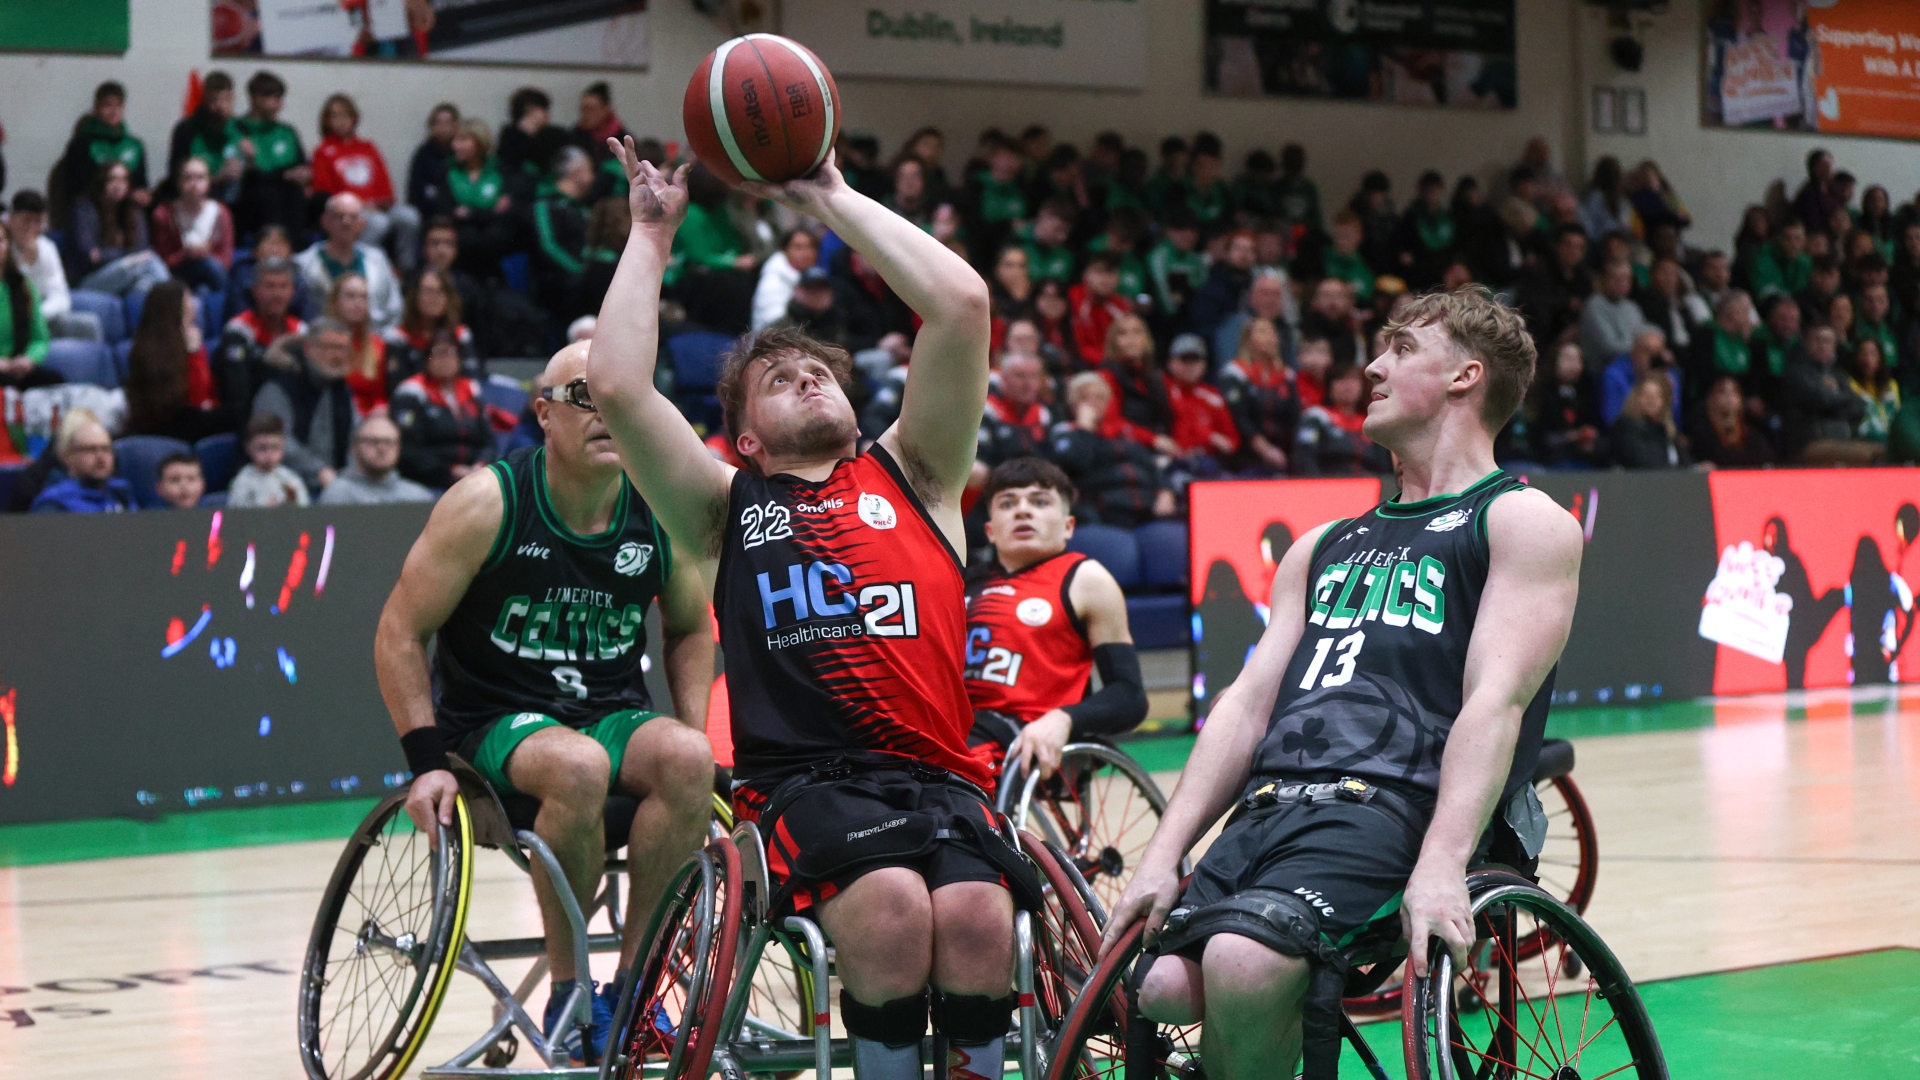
1348;775;1602;1018
1020;833;1105;1080
1405;870;1666;1080
1012;743;1178;916
611;838;742;1080
298;788;473;1080
1044;920;1201;1080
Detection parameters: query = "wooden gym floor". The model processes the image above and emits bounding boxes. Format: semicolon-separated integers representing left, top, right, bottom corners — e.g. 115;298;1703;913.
3;683;1919;1077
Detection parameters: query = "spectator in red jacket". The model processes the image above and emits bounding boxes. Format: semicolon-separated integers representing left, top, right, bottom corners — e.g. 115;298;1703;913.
151;157;234;293
1097;312;1178;453
1070;253;1133;365
1163;333;1239;481
312;94;422;271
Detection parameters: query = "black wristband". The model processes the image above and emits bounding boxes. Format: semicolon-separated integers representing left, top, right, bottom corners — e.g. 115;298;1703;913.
401;727;451;777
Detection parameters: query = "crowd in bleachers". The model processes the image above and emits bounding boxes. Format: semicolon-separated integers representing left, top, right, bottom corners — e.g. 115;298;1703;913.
4;70;1920;520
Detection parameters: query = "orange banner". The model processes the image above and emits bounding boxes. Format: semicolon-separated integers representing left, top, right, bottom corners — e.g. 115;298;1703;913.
1809;0;1920;139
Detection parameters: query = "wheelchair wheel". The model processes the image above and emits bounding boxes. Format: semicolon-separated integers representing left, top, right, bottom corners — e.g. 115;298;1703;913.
612;838;742;1080
1013;743;1173;916
298;788;473;1080
1021;834;1105;1080
1405;870;1666;1080
1044;919;1200;1080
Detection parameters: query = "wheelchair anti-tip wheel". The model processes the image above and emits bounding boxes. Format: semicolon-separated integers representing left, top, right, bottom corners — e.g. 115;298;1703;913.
1405;870;1666;1080
1008;742;1176;916
610;837;742;1080
298;787;474;1080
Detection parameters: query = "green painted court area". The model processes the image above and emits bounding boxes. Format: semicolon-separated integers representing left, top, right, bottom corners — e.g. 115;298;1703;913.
1341;948;1920;1079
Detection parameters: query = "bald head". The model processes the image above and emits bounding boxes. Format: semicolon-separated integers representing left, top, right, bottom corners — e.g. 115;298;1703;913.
538;340;622;476
543;340;592;390
323;194;366;248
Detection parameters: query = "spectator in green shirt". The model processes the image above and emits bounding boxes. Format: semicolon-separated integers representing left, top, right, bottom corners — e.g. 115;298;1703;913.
1146;210;1206;322
1022;199;1076;286
436;118;512;278
232;70;311;242
60;80;150;213
963;133;1028;268
1177;132;1233;233
1145;135;1188;219
1085;208;1150;303
672;163;757;332
1747;219;1811;299
1323;208;1375;306
1232;149;1279;220
1853;283;1903;386
1272;143;1323;236
167;70;244;201
531;147;598;326
0;228;55;389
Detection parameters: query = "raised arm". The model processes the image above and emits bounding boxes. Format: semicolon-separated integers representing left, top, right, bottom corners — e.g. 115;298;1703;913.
586;138;736;558
373;467;503;842
742;155;990;513
1401;489;1582;977
1100;523;1330;954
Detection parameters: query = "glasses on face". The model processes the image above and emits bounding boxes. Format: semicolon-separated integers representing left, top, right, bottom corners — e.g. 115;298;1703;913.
541;378;596;412
354;435;399;448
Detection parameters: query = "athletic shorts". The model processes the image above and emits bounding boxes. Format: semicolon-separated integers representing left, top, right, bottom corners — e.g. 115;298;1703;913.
454;709;660;795
1173;787;1433;959
966;711;1024;791
733;767;1011;912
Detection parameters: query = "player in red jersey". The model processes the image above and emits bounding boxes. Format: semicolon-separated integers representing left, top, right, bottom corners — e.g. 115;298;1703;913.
965;457;1146;792
586;139;1025;1080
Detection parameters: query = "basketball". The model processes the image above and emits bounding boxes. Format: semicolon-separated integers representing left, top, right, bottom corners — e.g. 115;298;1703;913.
682;34;840;187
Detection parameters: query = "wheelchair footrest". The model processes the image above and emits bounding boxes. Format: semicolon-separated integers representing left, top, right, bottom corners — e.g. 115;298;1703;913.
718;1032;1026;1072
470;932;624;961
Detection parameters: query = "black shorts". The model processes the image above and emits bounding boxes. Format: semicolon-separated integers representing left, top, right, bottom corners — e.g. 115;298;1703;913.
734;767;1011;913
966;711;1023;791
1174;788;1433;959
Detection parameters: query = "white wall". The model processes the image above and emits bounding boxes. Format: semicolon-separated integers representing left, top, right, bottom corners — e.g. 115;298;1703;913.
1576;0;1920;255
0;0;731;199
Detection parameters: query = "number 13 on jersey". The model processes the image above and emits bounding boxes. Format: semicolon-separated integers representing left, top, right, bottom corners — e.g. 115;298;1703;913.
1300;630;1365;690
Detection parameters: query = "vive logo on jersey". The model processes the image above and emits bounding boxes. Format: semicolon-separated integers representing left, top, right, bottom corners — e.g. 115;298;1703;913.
757;560;919;648
517;542;551;560
858;492;897;530
1293;886;1336;918
1425;508;1472;533
614;541;654;577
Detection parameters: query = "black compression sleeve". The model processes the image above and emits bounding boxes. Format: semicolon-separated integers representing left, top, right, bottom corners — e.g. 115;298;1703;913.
1063;642;1149;738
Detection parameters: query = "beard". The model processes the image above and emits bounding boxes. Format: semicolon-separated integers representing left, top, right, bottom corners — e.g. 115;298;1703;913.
757;407;859;462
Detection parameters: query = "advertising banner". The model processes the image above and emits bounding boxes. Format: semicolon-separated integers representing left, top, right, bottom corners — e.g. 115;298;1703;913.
212;0;649;67
0;503;679;825
1705;0;1920;140
781;0;1146;90
1204;0;1517;108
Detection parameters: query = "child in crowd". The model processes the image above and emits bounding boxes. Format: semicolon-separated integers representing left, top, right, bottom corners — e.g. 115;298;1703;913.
228;413;310;508
155;452;207;509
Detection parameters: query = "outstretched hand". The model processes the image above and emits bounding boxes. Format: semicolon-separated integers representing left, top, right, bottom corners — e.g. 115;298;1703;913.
737;150;847;218
613;136;690;230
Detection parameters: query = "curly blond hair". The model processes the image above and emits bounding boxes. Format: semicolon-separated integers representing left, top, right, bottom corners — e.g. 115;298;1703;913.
1383;285;1537;427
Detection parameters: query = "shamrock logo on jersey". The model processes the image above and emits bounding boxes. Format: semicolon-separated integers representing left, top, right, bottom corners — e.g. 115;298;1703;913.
614;541;654;576
1426;508;1472;533
1279;716;1331;763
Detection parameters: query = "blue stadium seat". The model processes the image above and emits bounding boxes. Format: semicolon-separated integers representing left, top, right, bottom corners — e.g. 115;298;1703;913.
123;290;146;338
45;339;118;388
112;340;133;384
0;462;25;510
1126;595;1189;650
483;374;529;417
114;435;194;509
194;433;239;493
198;491;228;508
667;329;735;432
68;289;126;344
500;253;531;294
195;286;224;348
1135;520;1189;593
1067;523;1141;590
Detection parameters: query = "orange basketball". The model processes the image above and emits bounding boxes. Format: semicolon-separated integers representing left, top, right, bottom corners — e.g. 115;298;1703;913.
683;34;841;187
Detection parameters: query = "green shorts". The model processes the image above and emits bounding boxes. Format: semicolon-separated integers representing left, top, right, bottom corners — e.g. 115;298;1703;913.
456;709;660;795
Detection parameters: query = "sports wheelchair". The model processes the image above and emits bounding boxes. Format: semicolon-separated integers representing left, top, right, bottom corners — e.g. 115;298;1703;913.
602;804;1109;1080
297;758;735;1079
1044;739;1656;1080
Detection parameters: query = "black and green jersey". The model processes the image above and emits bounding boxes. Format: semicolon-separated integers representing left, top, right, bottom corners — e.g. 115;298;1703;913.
232;116;304;175
1253;470;1552;801
432;447;674;741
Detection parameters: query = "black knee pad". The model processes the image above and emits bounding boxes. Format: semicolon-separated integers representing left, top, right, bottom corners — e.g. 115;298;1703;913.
1154;886;1334;964
933;991;1016;1044
840;989;928;1048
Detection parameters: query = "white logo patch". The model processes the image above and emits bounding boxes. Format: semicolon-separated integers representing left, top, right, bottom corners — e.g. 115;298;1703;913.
614;541;654;577
1426;508;1472;533
509;713;546;729
858;492;897;530
1016;597;1053;627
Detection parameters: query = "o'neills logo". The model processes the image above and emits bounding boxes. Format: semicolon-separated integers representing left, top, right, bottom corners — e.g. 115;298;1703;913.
848;817;909;841
797;497;844;513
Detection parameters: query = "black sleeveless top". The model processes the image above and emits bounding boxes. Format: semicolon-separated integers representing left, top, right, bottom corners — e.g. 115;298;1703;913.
432;446;673;741
1252;470;1553;802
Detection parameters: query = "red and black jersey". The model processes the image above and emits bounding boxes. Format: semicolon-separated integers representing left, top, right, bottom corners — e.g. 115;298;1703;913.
715;445;991;790
963;552;1094;722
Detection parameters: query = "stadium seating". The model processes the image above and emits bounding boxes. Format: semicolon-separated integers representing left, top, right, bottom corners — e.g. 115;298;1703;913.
666;329;734;432
68;289;127;344
482;373;529;417
111;340;133;384
45;339;119;389
1068;523;1141;585
113;435;193;509
194;433;239;493
122;290;145;340
1067;522;1189;649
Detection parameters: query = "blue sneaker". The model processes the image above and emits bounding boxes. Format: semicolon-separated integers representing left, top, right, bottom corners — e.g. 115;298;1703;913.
543;980;615;1065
